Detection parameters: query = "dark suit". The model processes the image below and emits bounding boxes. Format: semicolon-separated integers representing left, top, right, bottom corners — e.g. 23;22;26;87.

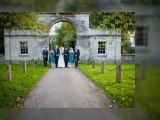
64;49;69;67
54;48;60;68
42;49;48;66
74;49;80;67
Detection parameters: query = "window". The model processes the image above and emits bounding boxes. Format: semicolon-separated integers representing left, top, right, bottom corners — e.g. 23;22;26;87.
20;41;28;54
98;41;106;54
135;26;148;46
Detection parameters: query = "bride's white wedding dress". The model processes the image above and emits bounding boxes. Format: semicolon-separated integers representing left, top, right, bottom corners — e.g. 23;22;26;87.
58;49;65;68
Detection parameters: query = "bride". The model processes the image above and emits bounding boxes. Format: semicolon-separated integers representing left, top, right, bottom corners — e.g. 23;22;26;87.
58;46;65;68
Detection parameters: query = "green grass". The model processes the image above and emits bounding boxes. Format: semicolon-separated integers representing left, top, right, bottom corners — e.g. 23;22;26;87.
78;64;135;108
0;64;50;107
136;64;160;120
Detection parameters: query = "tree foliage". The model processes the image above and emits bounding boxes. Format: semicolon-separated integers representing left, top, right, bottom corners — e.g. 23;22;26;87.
121;0;160;5
0;12;48;35
0;12;48;53
50;22;76;48
90;12;135;32
0;0;59;11
89;12;135;54
121;40;135;54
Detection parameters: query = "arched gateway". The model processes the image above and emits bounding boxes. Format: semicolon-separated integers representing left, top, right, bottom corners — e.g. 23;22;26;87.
4;13;121;63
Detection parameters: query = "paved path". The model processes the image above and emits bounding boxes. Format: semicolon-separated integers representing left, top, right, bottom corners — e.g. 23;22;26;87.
24;68;116;108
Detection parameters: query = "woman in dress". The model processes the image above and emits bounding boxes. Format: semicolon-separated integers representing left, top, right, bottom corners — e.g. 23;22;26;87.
68;47;75;67
49;48;55;68
58;46;65;68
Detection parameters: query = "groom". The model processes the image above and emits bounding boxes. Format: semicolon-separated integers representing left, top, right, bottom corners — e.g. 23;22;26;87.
64;47;69;68
54;45;60;68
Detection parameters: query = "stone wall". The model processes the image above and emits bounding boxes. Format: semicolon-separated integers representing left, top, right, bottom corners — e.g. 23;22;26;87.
77;36;90;61
4;29;49;63
121;54;135;63
0;54;5;64
89;36;121;63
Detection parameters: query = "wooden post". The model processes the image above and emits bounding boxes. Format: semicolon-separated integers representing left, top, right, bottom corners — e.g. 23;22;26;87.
32;59;35;67
92;60;95;68
88;59;90;64
23;61;27;73
6;64;11;80
38;58;40;64
116;64;121;83
101;61;104;74
141;60;145;80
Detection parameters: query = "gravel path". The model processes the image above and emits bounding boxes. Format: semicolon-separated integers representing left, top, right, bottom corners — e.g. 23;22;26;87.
24;68;116;108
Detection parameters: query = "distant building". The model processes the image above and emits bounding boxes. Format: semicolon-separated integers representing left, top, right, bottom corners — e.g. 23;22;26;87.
120;0;160;64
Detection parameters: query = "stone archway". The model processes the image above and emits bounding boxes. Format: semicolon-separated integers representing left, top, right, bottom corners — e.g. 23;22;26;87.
49;17;78;31
38;13;91;62
48;18;77;49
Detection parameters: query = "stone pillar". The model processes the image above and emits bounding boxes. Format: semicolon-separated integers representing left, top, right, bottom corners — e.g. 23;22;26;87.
76;36;90;63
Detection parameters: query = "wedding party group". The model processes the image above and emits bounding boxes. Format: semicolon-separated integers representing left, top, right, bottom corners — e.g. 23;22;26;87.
42;45;80;68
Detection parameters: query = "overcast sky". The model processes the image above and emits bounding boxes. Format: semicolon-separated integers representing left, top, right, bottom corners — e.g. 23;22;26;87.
49;22;62;36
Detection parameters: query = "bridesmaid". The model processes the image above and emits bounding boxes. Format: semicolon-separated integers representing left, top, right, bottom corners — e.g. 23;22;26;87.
49;48;55;68
68;47;75;67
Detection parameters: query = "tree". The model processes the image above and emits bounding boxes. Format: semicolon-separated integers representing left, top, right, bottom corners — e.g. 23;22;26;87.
50;35;56;49
89;12;135;54
0;0;59;11
0;12;48;53
53;26;65;47
62;22;76;48
121;0;160;5
50;22;76;48
121;40;135;54
0;12;48;35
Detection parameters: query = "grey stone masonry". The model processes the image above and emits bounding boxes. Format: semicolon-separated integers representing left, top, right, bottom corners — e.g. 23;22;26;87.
4;13;121;64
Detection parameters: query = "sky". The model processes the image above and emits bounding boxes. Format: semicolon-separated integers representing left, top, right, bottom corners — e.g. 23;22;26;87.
130;37;135;47
49;22;62;36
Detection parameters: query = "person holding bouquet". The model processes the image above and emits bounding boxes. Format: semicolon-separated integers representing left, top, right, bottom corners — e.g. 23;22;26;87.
68;47;75;67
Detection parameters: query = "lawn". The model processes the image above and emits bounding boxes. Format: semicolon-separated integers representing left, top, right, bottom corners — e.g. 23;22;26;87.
78;63;135;108
0;64;50;107
136;64;160;120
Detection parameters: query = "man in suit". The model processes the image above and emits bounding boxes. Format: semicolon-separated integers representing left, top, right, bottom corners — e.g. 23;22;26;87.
74;46;80;67
54;45;60;68
64;47;69;68
42;46;48;66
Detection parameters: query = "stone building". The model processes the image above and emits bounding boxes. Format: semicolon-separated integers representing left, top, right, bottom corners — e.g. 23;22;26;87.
4;13;121;64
